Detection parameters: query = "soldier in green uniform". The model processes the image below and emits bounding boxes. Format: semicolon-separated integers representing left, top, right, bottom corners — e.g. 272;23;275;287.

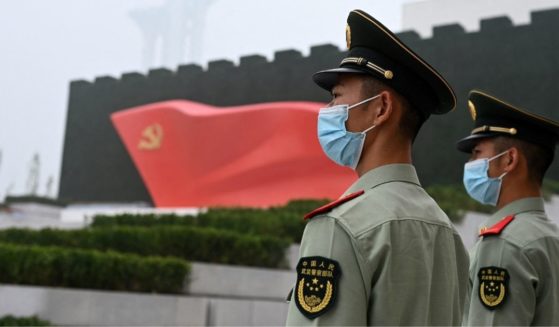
285;9;469;326
458;90;559;325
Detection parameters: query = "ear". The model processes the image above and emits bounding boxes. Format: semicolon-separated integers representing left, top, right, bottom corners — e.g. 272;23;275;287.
502;147;519;173
371;90;394;126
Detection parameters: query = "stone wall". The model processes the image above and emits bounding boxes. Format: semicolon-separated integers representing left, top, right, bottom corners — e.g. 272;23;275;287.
0;261;296;326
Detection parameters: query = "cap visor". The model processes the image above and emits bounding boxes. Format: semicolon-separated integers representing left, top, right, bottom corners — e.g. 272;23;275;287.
312;67;368;91
456;133;496;153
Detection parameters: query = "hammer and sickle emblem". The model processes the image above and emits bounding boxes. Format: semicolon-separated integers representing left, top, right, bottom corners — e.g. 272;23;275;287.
138;123;163;150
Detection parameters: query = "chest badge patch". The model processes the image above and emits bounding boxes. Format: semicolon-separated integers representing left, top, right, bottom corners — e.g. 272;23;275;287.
294;256;341;319
478;266;509;309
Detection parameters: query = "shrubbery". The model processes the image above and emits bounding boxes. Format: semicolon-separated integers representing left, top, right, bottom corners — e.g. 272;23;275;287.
89;185;498;230
92;199;329;243
543;179;559;200
425;179;559;222
0;315;52;326
5;195;66;207
0;226;289;268
0;243;188;293
425;184;492;222
3;181;559;294
90;185;496;229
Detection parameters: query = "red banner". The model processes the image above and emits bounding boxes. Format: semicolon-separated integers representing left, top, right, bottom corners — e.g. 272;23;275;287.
111;100;356;207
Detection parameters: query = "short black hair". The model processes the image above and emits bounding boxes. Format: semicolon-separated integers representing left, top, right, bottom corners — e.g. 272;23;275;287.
360;76;424;142
493;136;554;184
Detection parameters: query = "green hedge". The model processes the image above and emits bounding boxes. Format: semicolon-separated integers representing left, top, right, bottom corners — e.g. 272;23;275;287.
91;186;487;230
89;187;492;231
543;179;559;200
425;179;559;222
0;315;52;326
5;195;66;207
0;226;289;268
90;181;559;229
425;184;493;222
0;243;188;293
91;199;329;243
90;179;559;233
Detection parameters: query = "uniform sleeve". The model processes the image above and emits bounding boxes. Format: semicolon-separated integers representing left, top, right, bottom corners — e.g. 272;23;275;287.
364;220;467;325
285;216;367;326
465;237;538;326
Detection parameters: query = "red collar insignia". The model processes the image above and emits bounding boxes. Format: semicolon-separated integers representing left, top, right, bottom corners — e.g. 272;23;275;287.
304;190;365;220
479;215;515;237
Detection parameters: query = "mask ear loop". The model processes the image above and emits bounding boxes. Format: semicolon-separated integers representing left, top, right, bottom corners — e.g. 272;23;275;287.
348;94;382;110
497;171;508;180
361;124;376;135
349;94;382;135
488;150;510;180
488;150;509;162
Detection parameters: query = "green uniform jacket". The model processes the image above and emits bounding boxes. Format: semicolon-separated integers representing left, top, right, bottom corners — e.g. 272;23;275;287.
464;197;559;326
286;164;470;326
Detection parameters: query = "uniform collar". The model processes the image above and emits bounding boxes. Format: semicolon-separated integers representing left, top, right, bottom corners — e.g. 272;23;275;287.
486;197;546;226
344;163;420;195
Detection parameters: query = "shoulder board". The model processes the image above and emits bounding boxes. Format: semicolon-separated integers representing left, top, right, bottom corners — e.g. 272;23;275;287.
304;190;364;220
479;215;515;237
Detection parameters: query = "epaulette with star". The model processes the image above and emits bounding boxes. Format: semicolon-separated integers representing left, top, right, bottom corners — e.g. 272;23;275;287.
304;190;364;220
479;215;515;237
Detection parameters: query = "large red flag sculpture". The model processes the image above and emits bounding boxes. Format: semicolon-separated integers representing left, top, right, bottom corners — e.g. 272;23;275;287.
111;100;356;207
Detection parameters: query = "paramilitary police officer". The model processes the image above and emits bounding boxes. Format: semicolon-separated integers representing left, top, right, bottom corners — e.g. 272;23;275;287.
458;90;559;325
285;9;469;326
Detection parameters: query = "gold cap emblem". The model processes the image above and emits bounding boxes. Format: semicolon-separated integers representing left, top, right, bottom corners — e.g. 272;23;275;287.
138;123;163;150
345;24;351;49
468;100;477;121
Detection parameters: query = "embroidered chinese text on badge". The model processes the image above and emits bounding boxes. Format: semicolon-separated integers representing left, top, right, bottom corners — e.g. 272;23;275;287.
294;256;341;319
478;266;509;309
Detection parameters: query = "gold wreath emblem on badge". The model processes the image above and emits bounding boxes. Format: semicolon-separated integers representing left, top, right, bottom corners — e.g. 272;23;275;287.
468;100;477;121
345;24;351;49
138;123;163;150
480;281;506;307
297;278;333;313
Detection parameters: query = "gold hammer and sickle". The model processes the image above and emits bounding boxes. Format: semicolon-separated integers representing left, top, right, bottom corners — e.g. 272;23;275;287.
138;123;163;150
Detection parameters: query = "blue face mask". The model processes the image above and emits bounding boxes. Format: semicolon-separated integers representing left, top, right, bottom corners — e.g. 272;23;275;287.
317;94;381;169
463;150;509;206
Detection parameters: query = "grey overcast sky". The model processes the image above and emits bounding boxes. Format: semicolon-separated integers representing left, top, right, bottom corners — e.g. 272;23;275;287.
0;0;413;201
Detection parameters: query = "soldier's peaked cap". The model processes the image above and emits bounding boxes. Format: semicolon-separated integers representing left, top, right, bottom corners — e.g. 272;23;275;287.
456;90;559;153
313;9;456;116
